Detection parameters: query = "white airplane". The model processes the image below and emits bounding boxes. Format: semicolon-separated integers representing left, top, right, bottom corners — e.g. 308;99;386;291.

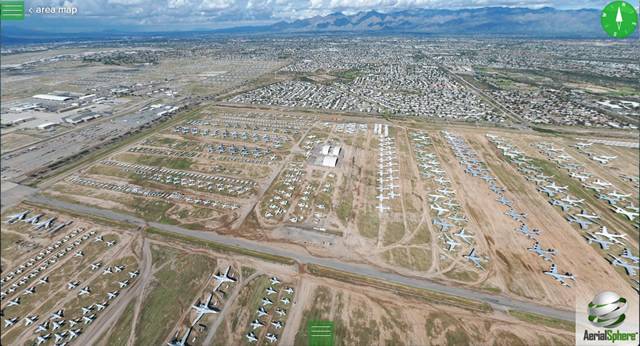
430;204;449;216
428;194;446;201
561;196;584;205
113;265;125;272
453;229;474;244
192;293;219;323
574;210;600;220
35;321;49;332
545;182;567;192
68;318;80;327
167;327;191;346
37;276;49;285
266;287;277;295
246;332;258;343
443;233;459;252
4;317;18;327
375;194;388;202
608;191;631;200
117;280;129;288
463;248;484;269
275;308;286;317
23;315;38;326
621;249;639;264
53;332;67;343
574;142;593;148
36;334;50;345
107;291;119;300
67;281;79;290
129;270;140;278
102;267;113;275
81;305;93;315
612;206;639;222
257;307;268;317
51;310;64;320
609;255;639;276
271;320;283;329
34;218;56;230
23;286;36;295
528;242;556;261
261;298;273;306
265;333;278;344
79;287;91;296
6;210;29;223
106;240;116;247
51;319;64;330
281;297;290;305
584;233;613;250
592;156;611;164
95;302;107;311
94;235;104;242
284;287;294;295
376;204;390;212
543;264;576;287
270;277;281;285
74;251;84;258
90;262;101;270
250;319;264;330
213;266;237;291
82;314;96;324
24;214;43;225
595;227;627;245
593;179;612;187
68;329;81;340
569;172;590;182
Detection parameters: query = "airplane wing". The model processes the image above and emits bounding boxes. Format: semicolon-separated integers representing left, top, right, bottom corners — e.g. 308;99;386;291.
549;264;558;274
213;280;223;292
194;312;205;324
205;293;212;306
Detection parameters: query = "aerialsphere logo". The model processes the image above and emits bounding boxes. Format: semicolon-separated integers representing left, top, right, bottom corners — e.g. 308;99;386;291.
588;291;628;328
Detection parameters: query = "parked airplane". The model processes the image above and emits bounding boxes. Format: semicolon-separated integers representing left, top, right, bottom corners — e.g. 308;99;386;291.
608;255;639;276
432;219;453;232
621;249;639;264
82;314;96;324
275;308;286;317
575;210;600;220
284;287;294;295
270;277;281;285
609;191;631;200
443;233;459;252
35;334;50;345
505;209;526;221
593;179;612;187
168;327;191;346
23;315;38;326
23;286;36;295
271;320;283;329
107;291;119;300
584;233;613;250
430;204;449;216
527;242;556;261
35;321;49;333
117;280;129;288
213;266;237;291
281;297;290;305
51;310;64;320
51;319;64;330
257;307;268;318
261;298;273;306
595;227;627;245
517;224;540;239
53;332;67;343
78;287;91;296
612;206;638;222
68;329;81;340
67;281;79;290
566;215;592;230
95;302;107;311
250;319;264;330
265;333;278;343
543;264;575;287
428;194;446;201
37;276;49;285
550;199;572;212
192;293;219;323
545;182;568;192
4;317;18;327
463;248;484;269
562;196;584;205
266;287;277;295
376;204;390;212
106;240;116;247
246;332;258;343
128;270;140;278
6;210;29;223
453;229;474;244
497;196;512;206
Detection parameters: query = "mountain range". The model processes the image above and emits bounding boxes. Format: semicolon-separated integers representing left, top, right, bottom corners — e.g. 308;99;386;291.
1;7;608;44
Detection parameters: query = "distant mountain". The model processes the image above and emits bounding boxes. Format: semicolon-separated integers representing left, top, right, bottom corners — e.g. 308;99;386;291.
1;7;606;45
268;7;604;37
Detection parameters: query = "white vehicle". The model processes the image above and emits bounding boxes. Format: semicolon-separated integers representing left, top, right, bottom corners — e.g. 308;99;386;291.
265;333;278;343
266;287;277;295
543;264;575;287
213;266;237;291
443;233;459;252
612;206;639;222
527;242;556;261
463;248;484;269
36;334;50;345
250;319;264;330
453;229;474;244
609;255;639;276
192;293;219;323
246;332;258;343
595;226;627;245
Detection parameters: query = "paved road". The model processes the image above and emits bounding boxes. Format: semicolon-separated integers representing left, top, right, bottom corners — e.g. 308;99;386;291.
27;194;576;322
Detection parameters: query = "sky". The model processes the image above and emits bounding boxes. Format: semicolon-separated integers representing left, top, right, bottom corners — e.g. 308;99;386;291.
3;0;607;32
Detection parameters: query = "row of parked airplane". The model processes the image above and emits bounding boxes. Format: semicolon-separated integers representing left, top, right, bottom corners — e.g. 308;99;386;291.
375;126;400;213
410;131;478;265
246;276;293;344
489;135;639;287
537;142;638;223
5;210;72;234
